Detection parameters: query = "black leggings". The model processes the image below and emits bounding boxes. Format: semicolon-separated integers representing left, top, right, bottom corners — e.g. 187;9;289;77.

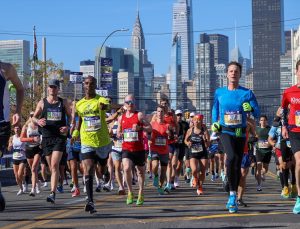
220;133;246;192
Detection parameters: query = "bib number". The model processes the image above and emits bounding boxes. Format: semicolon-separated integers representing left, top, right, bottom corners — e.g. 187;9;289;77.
258;140;270;149
155;136;167;146
84;116;101;132
224;111;242;126
295;111;300;127
13;149;22;158
191;143;203;153
47;108;62;121
123;129;138;142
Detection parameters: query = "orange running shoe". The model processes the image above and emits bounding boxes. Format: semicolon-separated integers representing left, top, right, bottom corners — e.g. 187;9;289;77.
197;186;204;195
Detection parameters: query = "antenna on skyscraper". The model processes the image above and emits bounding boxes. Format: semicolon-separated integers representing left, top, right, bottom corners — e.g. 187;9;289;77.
137;0;139;13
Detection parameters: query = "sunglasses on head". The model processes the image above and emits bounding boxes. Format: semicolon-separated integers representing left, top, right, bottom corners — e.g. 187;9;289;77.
125;100;134;105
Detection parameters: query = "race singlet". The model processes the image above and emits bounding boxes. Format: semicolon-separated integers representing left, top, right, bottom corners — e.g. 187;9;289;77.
47;108;62;121
84;116;101;132
123;129;138;142
224;111;242;126
155;136;167;146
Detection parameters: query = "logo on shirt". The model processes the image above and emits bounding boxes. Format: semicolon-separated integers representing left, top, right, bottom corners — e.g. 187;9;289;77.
291;97;300;104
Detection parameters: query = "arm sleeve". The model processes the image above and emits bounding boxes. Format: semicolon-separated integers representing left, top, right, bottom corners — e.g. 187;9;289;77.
20;131;34;143
212;90;219;123
249;90;260;118
268;127;276;138
281;90;289;126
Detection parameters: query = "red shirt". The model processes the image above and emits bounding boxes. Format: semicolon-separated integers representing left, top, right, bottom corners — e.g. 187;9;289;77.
121;111;144;152
282;85;300;132
150;121;169;155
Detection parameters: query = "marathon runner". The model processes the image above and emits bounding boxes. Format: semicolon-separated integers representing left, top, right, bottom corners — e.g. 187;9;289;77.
212;61;260;213
0;61;24;211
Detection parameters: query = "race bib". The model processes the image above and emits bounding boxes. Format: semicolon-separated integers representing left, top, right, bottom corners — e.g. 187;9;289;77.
47;108;62;121
224;111;242;126
191;143;203;153
123;129;138;142
13;149;22;159
258;140;271;149
295;111;300;127
84;116;101;132
155;136;167;146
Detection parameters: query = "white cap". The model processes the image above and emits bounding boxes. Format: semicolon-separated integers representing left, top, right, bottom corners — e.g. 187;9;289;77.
175;109;183;115
190;112;195;117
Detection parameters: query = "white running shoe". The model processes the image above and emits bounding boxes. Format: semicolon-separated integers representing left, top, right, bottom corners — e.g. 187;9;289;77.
83;185;87;193
43;182;48;188
174;177;179;188
110;181;115;191
70;186;76;193
17;189;23;196
22;184;29;193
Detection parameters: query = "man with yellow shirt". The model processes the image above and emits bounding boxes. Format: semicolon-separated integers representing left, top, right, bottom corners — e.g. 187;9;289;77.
71;75;111;214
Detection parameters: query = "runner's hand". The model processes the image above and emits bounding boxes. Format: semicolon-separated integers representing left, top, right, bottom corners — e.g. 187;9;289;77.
12;113;21;126
211;122;221;132
37;118;46;127
282;126;289;139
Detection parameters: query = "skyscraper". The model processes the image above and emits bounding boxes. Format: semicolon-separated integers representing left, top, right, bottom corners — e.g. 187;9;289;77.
0;40;30;82
208;34;229;65
172;0;194;81
252;0;284;118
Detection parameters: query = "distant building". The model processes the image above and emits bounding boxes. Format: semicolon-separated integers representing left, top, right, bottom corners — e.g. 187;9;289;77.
208;34;229;65
215;64;227;88
245;70;253;91
80;60;95;78
172;0;194;81
117;69;134;104
0;40;30;83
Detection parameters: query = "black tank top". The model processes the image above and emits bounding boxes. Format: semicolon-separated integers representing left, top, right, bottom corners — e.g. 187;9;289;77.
190;127;205;153
40;97;66;137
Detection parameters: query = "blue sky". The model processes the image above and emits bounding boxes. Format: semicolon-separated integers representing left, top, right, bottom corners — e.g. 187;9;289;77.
0;0;300;75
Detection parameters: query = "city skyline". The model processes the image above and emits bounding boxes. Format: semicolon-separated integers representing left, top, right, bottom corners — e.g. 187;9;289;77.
0;0;300;76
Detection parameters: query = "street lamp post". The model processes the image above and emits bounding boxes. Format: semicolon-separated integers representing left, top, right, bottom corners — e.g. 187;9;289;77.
97;28;129;89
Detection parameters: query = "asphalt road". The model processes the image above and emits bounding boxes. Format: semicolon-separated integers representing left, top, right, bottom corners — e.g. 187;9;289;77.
0;163;299;229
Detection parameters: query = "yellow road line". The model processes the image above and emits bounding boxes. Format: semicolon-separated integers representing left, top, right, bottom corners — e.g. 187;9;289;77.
34;211;291;228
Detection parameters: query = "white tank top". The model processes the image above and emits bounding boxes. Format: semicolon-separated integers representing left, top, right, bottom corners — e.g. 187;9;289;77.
26;123;40;147
12;135;26;160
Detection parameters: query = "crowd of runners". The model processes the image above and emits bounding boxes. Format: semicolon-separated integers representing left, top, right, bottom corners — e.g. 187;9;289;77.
1;60;300;215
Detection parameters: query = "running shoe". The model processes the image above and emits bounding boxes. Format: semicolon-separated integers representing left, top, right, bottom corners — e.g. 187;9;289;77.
118;188;126;195
110;181;115;191
237;199;247;207
126;192;134;205
221;171;225;182
29;190;35;197
56;185;64;193
46;192;55;204
72;188;80;197
36;182;41;194
164;183;171;193
85;201;97;214
136;194;144;206
190;176;194;187
69;181;74;188
170;183;176;190
293;197;300;214
43;182;48;188
227;194;238;213
95;184;101;193
197;186;204;195
153;175;159;187
215;173;219;179
211;175;216;182
290;185;297;199
17;189;23;196
70;186;76;193
22;184;29;193
157;187;164;195
281;186;289;199
83;185;87;193
192;178;198;188
103;183;111;192
256;185;262;192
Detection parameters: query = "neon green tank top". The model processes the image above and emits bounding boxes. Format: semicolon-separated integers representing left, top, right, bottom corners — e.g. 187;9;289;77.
76;95;111;147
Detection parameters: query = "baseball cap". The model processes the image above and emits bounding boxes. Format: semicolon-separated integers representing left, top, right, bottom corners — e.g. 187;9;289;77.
175;109;183;115
48;79;60;88
189;112;195;117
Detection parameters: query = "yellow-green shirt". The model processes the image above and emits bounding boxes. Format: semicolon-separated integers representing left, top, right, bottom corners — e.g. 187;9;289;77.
76;95;110;147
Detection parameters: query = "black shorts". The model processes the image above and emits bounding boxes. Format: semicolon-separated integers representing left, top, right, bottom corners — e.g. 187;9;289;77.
190;150;208;160
0;122;11;156
25;145;41;159
81;152;108;166
256;150;272;164
175;144;186;161
288;131;300;154
280;139;293;162
42;136;66;156
185;149;191;160
13;159;27;165
122;150;145;166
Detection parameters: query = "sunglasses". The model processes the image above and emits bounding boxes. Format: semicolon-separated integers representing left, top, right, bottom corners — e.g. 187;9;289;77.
125;100;134;105
176;114;182;116
49;85;58;89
